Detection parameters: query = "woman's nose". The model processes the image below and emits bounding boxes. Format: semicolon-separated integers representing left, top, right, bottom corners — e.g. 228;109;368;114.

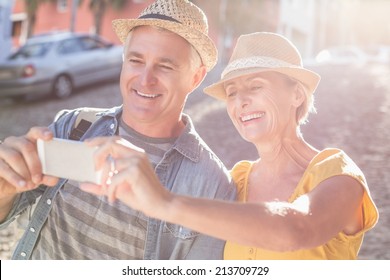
238;92;251;109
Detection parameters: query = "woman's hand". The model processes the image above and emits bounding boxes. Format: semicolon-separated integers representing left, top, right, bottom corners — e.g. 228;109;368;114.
80;136;173;218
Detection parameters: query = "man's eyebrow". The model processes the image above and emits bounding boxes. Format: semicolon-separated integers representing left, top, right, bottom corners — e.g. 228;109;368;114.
126;51;143;58
125;51;179;67
158;57;179;67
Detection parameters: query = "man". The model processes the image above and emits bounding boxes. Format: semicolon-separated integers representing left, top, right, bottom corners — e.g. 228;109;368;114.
0;0;235;260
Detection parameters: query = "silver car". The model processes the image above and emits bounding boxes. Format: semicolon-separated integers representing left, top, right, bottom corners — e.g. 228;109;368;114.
0;32;123;100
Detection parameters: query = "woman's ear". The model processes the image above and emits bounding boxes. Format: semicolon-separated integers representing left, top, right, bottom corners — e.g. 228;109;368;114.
292;83;306;108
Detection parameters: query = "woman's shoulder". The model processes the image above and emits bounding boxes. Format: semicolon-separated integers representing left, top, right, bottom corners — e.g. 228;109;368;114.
310;148;362;176
231;160;254;177
230;160;256;200
307;148;379;232
305;148;369;193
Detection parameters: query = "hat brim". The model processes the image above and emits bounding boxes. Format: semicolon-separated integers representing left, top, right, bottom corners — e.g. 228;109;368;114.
112;18;217;71
204;67;321;101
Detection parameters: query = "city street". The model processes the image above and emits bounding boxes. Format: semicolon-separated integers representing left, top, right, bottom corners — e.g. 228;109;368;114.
1;62;389;259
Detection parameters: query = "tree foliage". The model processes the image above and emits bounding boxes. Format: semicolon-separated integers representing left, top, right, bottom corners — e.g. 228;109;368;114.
89;0;126;35
24;0;57;37
24;0;127;37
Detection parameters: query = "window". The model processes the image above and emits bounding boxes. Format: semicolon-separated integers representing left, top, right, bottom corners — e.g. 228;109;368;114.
57;0;68;13
58;38;84;54
12;21;22;38
10;42;53;59
79;36;107;50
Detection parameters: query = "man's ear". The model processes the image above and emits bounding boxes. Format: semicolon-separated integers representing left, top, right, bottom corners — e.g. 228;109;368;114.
191;65;207;90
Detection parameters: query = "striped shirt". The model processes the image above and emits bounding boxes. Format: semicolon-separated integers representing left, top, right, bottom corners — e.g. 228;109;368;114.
31;119;175;259
119;118;176;167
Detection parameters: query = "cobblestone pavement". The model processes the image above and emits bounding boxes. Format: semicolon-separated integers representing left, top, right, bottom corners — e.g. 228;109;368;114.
1;63;389;259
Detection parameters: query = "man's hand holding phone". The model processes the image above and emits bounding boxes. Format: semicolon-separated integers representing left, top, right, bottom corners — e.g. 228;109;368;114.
0;127;58;197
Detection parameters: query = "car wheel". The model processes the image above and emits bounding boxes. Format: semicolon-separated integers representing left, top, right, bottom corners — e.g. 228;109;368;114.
53;75;73;99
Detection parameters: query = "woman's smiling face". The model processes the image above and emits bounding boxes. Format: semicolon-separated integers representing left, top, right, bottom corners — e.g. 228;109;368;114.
224;71;300;143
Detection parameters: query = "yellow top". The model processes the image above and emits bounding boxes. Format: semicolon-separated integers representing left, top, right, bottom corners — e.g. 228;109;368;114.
224;149;378;260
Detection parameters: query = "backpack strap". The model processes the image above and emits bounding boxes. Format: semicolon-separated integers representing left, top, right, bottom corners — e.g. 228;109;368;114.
69;108;104;141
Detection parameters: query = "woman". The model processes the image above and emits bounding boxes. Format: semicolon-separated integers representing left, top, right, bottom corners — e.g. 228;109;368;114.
81;32;378;259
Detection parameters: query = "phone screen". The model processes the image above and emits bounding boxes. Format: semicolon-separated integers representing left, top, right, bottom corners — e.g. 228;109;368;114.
37;138;102;184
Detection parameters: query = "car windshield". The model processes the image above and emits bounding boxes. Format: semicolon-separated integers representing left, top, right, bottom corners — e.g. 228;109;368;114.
9;42;53;60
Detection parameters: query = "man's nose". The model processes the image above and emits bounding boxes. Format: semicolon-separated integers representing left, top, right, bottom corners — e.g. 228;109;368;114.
139;66;157;86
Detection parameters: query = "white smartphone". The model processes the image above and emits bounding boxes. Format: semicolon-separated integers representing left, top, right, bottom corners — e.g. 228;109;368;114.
37;138;102;184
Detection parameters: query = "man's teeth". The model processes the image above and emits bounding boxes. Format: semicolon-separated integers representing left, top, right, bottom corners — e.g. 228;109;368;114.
137;91;160;98
241;112;265;122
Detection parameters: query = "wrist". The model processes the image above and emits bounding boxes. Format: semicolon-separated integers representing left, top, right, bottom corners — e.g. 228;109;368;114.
0;193;18;223
153;191;178;222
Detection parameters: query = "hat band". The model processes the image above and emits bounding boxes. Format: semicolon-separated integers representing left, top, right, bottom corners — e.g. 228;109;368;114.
222;56;300;78
139;13;181;24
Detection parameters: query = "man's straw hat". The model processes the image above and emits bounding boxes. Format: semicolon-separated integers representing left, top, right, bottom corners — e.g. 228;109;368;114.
204;32;321;100
112;0;217;71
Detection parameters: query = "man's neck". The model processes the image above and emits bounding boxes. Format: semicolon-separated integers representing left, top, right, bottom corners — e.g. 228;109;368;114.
120;115;185;139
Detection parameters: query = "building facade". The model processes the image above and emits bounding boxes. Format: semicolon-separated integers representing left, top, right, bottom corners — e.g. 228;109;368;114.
0;0;13;61
7;0;390;61
10;0;153;48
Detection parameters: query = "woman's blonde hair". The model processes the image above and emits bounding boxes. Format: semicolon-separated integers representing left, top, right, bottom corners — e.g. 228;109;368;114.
282;74;316;125
296;81;316;125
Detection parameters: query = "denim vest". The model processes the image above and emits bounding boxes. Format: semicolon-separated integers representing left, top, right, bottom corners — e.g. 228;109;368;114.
1;106;236;259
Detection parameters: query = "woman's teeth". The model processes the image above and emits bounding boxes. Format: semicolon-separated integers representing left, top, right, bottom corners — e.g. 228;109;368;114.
240;112;265;122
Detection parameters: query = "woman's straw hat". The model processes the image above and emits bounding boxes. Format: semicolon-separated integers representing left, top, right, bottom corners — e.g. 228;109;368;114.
204;32;321;100
112;0;217;71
